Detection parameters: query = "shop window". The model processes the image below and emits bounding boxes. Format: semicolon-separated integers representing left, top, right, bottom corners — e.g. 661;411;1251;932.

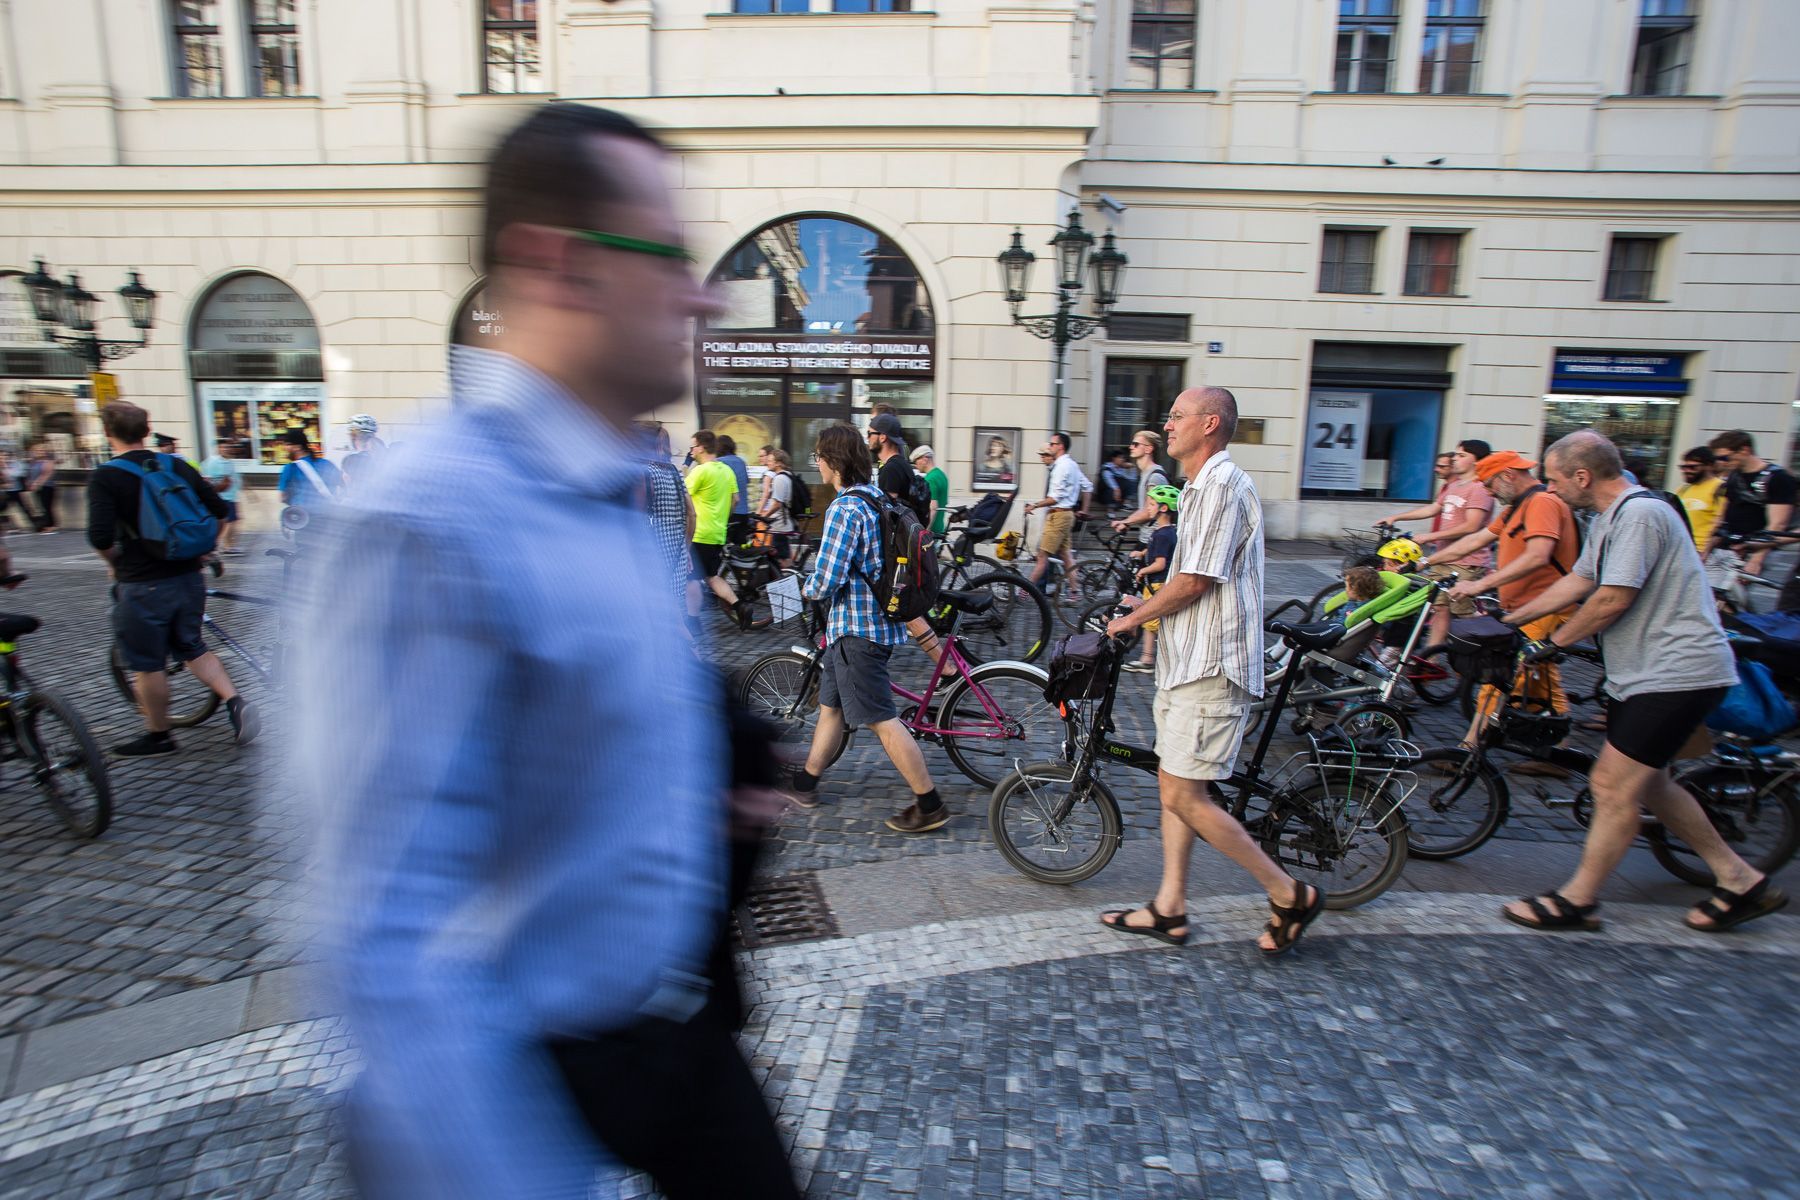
189;272;326;469
1420;0;1483;95
1404;230;1464;296
1302;389;1443;501
1127;0;1196;90
1334;0;1396;94
247;0;302;96
1102;358;1183;474
483;0;544;94
1541;396;1679;485
1630;0;1697;96
1320;228;1380;294
170;0;225;98
1603;234;1665;302
1106;312;1190;342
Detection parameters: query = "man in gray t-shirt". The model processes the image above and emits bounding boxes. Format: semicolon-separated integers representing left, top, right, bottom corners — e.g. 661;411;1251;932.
1496;430;1785;935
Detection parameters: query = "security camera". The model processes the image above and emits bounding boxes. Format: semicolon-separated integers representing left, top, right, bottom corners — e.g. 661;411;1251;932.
1097;194;1127;217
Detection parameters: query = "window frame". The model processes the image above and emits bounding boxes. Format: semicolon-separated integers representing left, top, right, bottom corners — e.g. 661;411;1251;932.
245;0;302;97
481;0;546;96
1125;0;1197;91
1419;0;1484;95
1629;0;1698;96
1402;229;1466;297
1333;0;1398;94
1602;234;1667;303
829;0;914;11
169;0;226;99
1319;227;1382;295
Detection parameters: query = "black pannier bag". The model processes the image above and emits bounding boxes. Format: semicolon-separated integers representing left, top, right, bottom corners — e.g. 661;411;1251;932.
1043;631;1117;703
1446;616;1521;688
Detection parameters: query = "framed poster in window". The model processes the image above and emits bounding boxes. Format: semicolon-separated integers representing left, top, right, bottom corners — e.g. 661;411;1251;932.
972;427;1021;492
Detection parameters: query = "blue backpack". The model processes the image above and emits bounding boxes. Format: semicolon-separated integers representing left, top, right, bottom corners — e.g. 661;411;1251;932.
102;454;219;561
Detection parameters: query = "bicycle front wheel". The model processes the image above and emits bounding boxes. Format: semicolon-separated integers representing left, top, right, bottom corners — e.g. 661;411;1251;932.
738;651;848;772
108;645;220;728
1260;779;1409;909
1649;765;1800;886
1405;644;1460;705
988;759;1123;884
21;688;113;838
937;664;1070;790
956;572;1053;666
1407;748;1509;859
1333;701;1412;746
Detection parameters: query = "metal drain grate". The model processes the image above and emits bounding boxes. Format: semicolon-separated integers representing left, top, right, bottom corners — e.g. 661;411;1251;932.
731;872;838;949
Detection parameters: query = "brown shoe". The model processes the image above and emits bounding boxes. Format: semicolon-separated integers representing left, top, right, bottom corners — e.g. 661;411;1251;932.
886;802;950;833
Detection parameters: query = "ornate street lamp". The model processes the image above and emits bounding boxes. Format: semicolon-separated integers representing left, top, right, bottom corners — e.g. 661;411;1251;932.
19;258;158;371
995;209;1128;436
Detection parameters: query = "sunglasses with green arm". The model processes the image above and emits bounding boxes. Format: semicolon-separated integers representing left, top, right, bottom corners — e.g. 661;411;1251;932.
562;227;696;262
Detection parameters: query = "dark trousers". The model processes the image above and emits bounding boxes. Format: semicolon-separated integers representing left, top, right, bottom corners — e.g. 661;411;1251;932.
548;1011;801;1200
0;490;39;531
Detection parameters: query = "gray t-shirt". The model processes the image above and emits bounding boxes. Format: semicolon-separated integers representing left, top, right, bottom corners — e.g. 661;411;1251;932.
1136;464;1170;545
1574;487;1737;701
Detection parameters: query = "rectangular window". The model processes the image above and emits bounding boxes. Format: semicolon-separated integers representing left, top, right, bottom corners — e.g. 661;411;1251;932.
1302;388;1444;501
1631;0;1697;96
1334;0;1396;93
1105;312;1191;342
1604;235;1663;301
247;0;301;96
1126;0;1196;90
1320;228;1380;294
734;0;811;11
1420;0;1483;94
1102;358;1183;475
170;1;224;98
1404;230;1464;296
483;0;544;95
831;0;913;10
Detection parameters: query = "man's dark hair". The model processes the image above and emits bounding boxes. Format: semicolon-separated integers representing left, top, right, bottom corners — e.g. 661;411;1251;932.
101;401;149;444
280;428;311;450
1109;446;1129;461
1458;439;1492;462
1710;429;1754;454
692;429;719;456
870;403;897;418
815;423;872;486
716;434;737;457
480;104;666;277
1682;445;1714;465
1052;432;1072;453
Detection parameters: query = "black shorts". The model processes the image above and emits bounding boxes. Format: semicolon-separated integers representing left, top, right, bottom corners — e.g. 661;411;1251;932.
818;636;898;728
1606;686;1730;768
113;573;208;673
691;541;724;579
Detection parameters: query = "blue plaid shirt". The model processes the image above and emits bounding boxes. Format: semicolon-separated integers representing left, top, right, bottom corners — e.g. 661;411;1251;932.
802;483;909;647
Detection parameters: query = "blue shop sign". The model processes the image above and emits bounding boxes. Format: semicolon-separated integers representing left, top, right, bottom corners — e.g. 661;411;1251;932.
1551;352;1688;395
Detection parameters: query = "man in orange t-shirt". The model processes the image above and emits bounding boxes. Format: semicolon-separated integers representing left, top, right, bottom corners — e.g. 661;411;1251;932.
1428;450;1579;738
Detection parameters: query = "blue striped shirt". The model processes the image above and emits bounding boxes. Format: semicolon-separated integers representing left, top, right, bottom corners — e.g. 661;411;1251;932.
298;345;726;1199
801;483;909;646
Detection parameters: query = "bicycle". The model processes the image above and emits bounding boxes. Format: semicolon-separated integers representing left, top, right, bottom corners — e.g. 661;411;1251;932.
108;549;294;727
0;604;113;838
931;492;1054;666
718;515;806;630
989;614;1421;907
738;587;1070;790
1406;633;1800;883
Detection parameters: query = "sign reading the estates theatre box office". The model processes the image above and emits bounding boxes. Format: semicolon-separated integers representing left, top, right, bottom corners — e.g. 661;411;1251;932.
193;275;320;352
1301;390;1372;491
698;336;933;376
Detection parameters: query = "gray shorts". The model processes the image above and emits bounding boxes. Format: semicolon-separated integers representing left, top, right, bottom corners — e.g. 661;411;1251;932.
818;636;898;729
113;573;208;673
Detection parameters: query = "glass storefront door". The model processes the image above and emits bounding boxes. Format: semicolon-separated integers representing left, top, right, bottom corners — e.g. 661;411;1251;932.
1540;395;1679;485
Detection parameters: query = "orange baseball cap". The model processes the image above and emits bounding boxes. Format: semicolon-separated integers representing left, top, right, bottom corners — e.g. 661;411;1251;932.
1475;450;1538;483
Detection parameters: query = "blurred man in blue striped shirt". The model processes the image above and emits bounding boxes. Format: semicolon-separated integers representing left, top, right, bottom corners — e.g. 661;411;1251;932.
299;105;798;1199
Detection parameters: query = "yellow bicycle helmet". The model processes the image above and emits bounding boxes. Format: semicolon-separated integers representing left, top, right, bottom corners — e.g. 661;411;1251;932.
1376;537;1424;565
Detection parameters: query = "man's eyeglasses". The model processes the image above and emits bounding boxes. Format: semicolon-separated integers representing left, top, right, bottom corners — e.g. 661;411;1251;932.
563;228;695;262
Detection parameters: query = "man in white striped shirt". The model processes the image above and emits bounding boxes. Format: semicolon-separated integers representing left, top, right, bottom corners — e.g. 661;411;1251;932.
1101;387;1325;957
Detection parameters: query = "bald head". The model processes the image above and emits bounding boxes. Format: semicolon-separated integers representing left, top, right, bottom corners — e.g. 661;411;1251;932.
1187;386;1238;443
1546;429;1623;482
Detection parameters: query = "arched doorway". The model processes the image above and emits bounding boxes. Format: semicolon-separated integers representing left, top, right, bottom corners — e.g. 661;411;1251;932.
696;215;935;481
188;272;325;472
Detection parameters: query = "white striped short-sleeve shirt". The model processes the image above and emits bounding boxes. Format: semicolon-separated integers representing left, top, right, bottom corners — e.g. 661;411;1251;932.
1156;450;1265;697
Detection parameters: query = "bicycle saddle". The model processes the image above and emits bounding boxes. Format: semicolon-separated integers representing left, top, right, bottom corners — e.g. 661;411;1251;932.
0;614;41;641
1266;618;1346;653
938;588;996;616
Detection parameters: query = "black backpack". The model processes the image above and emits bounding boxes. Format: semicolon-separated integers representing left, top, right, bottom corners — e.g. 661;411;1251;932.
843;490;940;622
779;470;814;521
902;469;932;526
1044;631;1116;702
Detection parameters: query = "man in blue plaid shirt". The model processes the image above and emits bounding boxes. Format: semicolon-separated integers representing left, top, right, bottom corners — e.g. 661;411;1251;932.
793;423;947;833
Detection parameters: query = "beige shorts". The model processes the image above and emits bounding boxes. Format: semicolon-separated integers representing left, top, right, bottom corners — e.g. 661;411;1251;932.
1153;673;1252;781
1039;508;1076;555
1419;562;1487;618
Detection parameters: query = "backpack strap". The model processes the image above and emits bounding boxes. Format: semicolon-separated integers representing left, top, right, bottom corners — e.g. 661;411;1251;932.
292;456;332;498
1501;485;1572;576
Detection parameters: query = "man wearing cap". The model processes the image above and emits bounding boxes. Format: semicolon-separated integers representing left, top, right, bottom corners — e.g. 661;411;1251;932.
1426;449;1581;737
911;443;949;537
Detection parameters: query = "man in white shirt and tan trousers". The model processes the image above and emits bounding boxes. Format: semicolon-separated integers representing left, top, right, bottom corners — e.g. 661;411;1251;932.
1102;386;1326;957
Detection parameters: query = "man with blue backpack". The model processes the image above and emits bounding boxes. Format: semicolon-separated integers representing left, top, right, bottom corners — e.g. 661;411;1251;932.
86;401;258;757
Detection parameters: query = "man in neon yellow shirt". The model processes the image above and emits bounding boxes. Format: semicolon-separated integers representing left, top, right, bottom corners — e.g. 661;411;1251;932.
688;429;766;629
1676;445;1726;554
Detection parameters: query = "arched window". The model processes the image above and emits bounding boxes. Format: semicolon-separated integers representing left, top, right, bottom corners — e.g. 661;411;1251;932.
189;272;324;469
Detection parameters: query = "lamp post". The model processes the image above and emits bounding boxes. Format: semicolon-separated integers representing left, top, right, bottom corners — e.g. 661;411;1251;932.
19;258;159;373
996;209;1128;437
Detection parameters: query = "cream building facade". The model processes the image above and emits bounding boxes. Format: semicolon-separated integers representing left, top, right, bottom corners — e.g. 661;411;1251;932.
1;0;1796;535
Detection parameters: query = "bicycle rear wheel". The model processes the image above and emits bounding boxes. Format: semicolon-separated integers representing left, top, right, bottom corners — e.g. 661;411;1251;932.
108;645;221;728
20;689;112;838
1407;747;1509;859
1260;779;1409;909
937;663;1070;790
954;572;1052;666
1648;765;1800;886
988;760;1122;884
1404;644;1460;706
738;651;848;772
